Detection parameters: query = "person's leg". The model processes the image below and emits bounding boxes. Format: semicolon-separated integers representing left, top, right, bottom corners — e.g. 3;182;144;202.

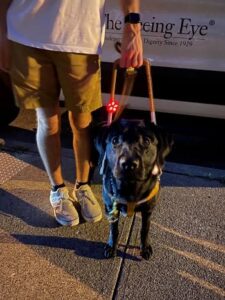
68;110;102;223
36;105;79;226
36;105;63;187
52;52;103;223
68;111;92;183
10;42;79;226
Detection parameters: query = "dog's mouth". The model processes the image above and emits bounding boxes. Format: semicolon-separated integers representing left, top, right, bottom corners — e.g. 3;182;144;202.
114;172;146;182
113;167;145;181
113;155;146;181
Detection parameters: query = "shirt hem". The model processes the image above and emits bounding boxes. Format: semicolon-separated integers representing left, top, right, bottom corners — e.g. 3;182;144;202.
8;35;102;55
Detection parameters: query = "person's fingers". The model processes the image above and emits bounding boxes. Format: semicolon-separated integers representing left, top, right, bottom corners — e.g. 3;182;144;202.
120;53;138;69
120;51;130;68
128;53;137;68
136;52;143;68
121;46;143;68
119;34;143;68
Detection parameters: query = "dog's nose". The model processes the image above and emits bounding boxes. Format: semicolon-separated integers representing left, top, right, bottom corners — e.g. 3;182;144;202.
120;158;139;171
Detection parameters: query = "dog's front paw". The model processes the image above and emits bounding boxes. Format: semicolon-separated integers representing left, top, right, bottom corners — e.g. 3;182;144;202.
140;245;153;260
104;244;117;258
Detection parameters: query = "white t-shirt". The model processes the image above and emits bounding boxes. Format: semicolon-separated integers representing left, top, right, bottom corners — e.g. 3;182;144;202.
7;0;106;54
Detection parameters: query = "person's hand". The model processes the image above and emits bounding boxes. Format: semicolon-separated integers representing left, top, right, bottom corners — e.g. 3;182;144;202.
120;23;143;69
0;29;11;73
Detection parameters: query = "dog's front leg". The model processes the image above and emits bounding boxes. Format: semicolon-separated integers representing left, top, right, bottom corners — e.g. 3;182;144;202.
104;219;119;258
140;210;153;260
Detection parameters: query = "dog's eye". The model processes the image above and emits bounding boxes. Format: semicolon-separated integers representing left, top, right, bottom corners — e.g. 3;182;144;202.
111;136;120;145
143;137;151;145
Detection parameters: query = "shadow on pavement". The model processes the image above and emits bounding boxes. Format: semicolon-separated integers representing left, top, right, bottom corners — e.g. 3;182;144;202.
0;188;140;261
6;233;139;261
0;189;58;228
0;125;36;144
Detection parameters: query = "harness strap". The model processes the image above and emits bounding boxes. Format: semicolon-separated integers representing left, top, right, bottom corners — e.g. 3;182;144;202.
104;177;160;222
127;181;160;216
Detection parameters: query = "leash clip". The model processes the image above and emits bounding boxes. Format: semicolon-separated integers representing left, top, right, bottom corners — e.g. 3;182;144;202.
107;198;119;223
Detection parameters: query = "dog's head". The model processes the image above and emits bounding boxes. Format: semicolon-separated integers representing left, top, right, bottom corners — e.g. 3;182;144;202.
94;119;173;182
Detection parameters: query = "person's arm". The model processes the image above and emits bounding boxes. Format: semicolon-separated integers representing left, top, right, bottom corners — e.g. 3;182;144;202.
0;0;13;72
120;0;143;68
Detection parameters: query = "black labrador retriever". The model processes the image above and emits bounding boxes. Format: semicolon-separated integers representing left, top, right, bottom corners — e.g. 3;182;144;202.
94;119;172;259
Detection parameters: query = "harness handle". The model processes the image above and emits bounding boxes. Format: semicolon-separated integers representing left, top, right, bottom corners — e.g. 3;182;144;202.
143;59;156;124
110;59;120;102
108;58;156;124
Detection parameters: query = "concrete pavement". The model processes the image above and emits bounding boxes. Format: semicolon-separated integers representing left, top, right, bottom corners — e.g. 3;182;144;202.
0;138;224;300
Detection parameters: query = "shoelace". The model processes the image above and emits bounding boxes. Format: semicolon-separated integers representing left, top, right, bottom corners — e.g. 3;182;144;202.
54;198;74;217
52;190;72;212
77;190;96;206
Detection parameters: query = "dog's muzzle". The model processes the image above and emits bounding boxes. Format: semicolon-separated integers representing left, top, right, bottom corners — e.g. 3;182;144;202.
119;156;140;171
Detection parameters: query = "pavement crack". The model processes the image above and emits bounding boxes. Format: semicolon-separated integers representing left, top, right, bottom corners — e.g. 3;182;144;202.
111;215;137;300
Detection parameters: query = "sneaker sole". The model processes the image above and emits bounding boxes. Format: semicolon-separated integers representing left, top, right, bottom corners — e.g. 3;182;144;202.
82;212;103;223
54;212;79;227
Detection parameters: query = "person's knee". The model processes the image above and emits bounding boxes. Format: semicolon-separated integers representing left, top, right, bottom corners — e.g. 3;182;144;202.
69;111;92;132
36;107;61;136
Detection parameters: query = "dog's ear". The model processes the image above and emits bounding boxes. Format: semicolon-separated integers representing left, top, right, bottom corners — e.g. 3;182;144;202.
143;120;173;173
93;123;107;156
155;125;173;168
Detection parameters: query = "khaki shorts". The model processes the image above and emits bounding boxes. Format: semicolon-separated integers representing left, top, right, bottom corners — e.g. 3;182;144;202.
10;42;102;113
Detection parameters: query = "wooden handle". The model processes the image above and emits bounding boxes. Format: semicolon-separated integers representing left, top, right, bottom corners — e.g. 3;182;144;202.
143;59;155;112
143;59;156;124
110;59;120;100
109;58;156;124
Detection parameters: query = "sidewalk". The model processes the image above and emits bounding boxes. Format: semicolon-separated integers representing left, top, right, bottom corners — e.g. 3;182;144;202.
0;141;225;300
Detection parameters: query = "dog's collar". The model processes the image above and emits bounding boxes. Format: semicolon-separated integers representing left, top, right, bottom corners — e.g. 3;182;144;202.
103;175;160;222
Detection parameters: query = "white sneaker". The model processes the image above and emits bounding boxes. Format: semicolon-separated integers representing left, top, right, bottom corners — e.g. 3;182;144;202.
73;184;102;223
50;187;79;226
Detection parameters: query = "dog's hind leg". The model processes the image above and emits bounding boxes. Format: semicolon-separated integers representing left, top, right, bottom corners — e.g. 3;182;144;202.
140;210;153;260
104;219;119;258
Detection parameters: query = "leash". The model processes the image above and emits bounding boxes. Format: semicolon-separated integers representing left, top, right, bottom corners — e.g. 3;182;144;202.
106;58;157;125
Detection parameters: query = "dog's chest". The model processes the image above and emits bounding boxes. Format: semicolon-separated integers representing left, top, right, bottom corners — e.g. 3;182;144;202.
103;175;160;222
